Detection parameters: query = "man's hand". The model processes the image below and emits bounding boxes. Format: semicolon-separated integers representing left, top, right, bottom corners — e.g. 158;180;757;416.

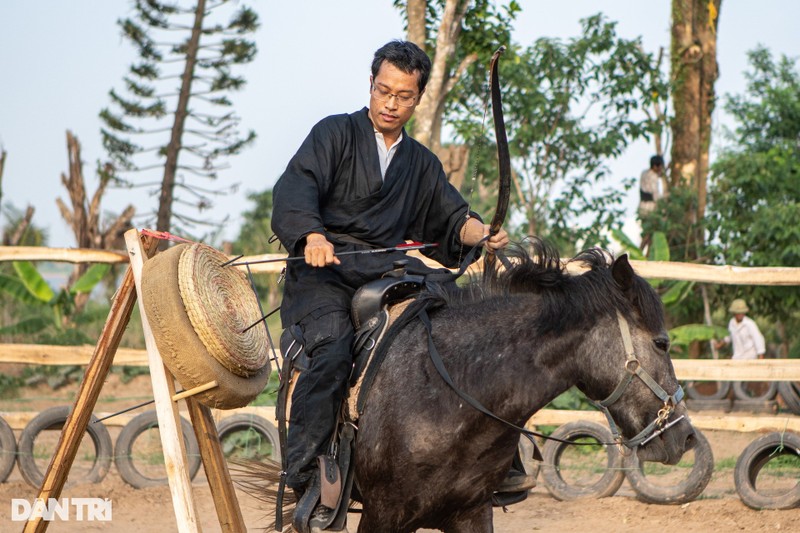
461;217;509;253
304;232;340;267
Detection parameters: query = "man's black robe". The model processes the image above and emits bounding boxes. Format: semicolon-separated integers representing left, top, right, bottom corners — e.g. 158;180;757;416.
272;107;478;327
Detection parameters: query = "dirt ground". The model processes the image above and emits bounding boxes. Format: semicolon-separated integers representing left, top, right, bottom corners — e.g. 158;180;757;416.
1;373;799;532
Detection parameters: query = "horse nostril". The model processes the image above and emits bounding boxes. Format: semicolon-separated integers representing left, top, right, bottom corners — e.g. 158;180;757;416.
684;430;697;451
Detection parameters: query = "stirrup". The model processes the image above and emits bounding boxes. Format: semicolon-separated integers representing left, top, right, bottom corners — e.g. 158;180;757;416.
293;472;322;533
495;470;537;493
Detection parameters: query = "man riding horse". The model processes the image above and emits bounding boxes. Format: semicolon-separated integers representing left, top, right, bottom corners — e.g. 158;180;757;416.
271;40;522;530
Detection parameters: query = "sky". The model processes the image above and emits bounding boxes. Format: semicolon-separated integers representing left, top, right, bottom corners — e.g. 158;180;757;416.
1;1;798;249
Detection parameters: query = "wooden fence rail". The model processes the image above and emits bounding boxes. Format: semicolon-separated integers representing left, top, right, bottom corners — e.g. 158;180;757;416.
3;245;800;438
3;245;800;284
1;344;799;381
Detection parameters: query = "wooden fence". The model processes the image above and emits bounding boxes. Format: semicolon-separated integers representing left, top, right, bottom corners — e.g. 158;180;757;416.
2;245;800;435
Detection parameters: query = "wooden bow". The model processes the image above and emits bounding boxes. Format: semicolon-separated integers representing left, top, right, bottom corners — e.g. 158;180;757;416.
484;46;511;272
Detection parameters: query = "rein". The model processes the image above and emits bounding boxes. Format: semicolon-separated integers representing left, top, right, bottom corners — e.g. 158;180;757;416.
417;306;685;453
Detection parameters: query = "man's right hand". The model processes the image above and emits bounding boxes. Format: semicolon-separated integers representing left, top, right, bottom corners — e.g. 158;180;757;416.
304;233;341;267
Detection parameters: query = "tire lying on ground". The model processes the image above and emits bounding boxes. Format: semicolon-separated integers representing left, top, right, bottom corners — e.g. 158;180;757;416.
623;427;714;504
684;380;731;400
734;431;800;510
141;243;271;410
733;381;778;401
115;409;202;489
0;416;17;483
17;405;113;488
217;413;281;462
778;382;800;415
541;421;624;500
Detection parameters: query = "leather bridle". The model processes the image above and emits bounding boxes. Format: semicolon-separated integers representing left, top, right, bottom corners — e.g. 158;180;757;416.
594;311;685;449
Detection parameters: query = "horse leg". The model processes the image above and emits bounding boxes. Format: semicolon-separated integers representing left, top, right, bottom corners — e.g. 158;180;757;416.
443;502;493;533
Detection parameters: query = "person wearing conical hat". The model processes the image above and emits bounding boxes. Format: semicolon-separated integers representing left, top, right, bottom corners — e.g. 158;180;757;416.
714;299;766;360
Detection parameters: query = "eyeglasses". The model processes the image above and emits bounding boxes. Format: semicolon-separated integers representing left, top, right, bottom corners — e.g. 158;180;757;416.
371;84;418;108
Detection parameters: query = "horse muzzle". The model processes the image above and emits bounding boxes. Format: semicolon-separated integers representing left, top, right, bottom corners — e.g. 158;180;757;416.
636;405;696;465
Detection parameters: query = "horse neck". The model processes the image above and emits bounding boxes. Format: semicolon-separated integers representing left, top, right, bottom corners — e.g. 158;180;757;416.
438;293;590;423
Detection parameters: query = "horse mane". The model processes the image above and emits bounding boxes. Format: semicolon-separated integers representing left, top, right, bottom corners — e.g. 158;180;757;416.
438;238;664;336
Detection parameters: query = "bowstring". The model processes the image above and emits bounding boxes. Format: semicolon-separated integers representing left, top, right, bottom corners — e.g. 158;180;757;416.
458;71;494;268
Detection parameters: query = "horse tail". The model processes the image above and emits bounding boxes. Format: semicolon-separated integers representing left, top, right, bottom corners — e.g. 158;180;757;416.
229;458;295;529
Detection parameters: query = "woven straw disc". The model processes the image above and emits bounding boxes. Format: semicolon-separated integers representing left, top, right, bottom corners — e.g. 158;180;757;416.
141;243;270;409
178;243;268;377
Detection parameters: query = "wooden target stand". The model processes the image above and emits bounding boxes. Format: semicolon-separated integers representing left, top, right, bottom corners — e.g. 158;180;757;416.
23;229;246;533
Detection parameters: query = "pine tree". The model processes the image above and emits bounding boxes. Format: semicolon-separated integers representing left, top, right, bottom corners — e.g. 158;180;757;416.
100;0;258;235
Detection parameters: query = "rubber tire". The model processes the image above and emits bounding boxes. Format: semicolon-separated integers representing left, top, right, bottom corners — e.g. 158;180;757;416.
216;413;281;462
778;382;800;415
734;431;800;510
0;416;17;482
624;427;714;504
115;410;202;489
541;421;624;500
733;381;778;401
684;380;731;400
17;405;113;488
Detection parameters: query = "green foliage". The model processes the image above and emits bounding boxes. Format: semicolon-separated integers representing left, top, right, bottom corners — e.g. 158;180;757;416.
13;261;55;302
546;386;593;411
669;323;728;352
451;15;666;250
706;47;800;325
100;0;259;236
232;190;281;256
0;260;110;341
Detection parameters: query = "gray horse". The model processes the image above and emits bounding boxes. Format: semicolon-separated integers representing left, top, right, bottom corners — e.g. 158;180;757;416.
352;240;695;532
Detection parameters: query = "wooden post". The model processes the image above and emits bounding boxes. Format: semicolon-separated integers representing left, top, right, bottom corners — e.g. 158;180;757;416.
23;233;159;533
186;399;247;533
21;229;246;533
125;229;201;533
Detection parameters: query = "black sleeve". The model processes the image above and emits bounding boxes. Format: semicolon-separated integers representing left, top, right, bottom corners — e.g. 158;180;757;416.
271;117;343;255
410;161;483;268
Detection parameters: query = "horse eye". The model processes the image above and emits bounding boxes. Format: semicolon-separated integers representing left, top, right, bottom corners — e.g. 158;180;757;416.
654;337;670;352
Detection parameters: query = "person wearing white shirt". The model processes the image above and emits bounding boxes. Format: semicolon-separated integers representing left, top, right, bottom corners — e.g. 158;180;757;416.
715;299;766;360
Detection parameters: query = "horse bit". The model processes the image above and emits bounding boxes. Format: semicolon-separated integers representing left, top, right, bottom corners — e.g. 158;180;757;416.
594;311;686;451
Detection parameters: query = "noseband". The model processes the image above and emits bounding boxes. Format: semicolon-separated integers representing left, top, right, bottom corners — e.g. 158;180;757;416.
594;311;685;449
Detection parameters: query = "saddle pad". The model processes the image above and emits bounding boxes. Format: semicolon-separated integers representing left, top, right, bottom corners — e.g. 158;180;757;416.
346;298;414;421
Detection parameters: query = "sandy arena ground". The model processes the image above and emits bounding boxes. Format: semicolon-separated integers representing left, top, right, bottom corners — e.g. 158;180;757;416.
1;373;799;532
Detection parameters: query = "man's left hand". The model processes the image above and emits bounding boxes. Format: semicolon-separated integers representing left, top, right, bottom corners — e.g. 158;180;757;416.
483;225;509;253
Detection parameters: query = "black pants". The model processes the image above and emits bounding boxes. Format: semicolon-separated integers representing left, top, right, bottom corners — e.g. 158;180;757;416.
285;308;354;491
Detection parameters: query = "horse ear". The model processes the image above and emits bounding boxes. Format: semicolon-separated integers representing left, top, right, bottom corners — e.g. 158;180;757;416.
611;254;634;291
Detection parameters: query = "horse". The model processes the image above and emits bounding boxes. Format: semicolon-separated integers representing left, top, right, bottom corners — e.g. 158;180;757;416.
348;240;695;532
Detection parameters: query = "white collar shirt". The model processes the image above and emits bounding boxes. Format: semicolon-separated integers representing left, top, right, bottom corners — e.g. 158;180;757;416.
374;130;403;179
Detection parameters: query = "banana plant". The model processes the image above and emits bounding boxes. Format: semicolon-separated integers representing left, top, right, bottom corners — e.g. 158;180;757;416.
0;261;110;337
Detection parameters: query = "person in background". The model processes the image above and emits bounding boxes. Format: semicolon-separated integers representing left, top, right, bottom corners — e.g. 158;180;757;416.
715;299;766;360
638;154;666;251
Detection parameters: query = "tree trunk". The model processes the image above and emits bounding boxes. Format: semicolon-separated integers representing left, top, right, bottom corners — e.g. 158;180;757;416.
0;148;6;207
57;131;135;314
670;0;721;256
409;0;468;151
156;0;206;233
406;0;427;49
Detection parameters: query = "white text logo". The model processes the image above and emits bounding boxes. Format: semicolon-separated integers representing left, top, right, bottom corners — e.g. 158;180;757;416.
11;498;113;521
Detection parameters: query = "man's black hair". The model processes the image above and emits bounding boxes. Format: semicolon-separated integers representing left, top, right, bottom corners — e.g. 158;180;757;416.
650;155;664;169
371;40;431;93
